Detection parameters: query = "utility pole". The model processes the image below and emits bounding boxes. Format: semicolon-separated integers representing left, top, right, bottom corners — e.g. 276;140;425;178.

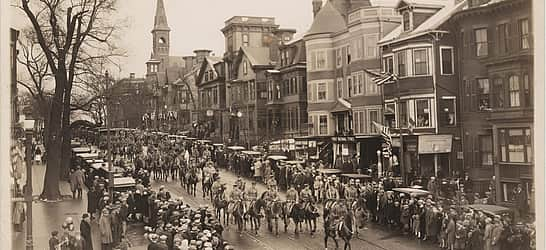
22;119;35;250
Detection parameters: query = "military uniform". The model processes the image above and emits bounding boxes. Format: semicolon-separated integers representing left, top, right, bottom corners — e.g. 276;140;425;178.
300;187;313;203
245;186;258;201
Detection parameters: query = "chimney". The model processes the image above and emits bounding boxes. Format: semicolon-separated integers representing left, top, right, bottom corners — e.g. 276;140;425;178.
129;73;135;79
194;49;212;64
183;56;196;69
313;0;323;17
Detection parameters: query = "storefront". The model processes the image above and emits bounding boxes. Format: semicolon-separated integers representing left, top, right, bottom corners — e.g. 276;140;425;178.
399;134;454;183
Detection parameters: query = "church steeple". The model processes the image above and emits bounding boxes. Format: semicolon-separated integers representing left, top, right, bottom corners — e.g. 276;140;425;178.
153;0;170;32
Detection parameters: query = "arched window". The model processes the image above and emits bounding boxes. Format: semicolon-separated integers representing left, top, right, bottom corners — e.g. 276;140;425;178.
159;37;166;44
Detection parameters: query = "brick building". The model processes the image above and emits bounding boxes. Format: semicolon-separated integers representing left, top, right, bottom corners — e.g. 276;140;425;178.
449;0;533;205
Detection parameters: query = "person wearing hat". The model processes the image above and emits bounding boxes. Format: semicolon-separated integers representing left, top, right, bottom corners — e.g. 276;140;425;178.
313;175;323;203
80;214;93;250
99;208;113;250
344;180;358;206
157;235;168;250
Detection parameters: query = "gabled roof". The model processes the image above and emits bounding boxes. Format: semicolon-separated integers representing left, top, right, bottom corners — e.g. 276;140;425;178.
240;47;272;67
305;0;346;37
330;98;352;113
379;0;467;46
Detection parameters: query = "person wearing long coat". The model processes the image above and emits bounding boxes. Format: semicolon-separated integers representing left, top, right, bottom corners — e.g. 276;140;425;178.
446;216;456;250
80;214;93;250
491;220;504;250
484;218;494;250
99;209;113;250
467;227;484;250
87;188;98;219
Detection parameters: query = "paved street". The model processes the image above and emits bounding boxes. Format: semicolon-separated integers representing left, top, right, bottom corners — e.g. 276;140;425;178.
141;168;439;250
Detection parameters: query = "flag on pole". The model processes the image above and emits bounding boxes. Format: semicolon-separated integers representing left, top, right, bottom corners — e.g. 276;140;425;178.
373;121;392;158
363;69;398;86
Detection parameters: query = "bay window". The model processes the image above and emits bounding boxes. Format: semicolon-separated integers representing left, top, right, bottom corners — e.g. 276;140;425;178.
317;82;327;101
384;103;396;128
415;99;431;127
384;56;393;74
396;51;407;77
413;49;428;75
365;73;378;95
347;77;352;97
365;34;378;58
368;109;380;134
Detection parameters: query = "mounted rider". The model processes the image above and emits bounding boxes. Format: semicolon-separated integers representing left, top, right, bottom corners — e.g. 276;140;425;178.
244;182;259;215
324;178;340;212
235;176;245;192
228;183;243;214
285;184;299;215
263;184;279;204
211;175;223;199
345;179;358;208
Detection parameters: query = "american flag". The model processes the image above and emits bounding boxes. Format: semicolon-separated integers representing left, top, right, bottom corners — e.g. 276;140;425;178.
363;69;398;86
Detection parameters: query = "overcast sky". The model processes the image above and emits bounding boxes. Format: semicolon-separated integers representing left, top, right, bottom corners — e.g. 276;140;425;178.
12;0;315;79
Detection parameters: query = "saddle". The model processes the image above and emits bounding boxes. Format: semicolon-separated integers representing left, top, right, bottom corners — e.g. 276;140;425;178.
324;200;337;211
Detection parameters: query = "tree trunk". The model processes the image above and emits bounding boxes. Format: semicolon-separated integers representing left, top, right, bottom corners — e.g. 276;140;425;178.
60;87;72;181
40;72;65;201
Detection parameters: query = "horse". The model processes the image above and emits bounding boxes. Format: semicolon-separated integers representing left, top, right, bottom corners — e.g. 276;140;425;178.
283;201;305;235
301;201;320;235
262;192;284;236
244;198;266;235
202;175;214;199
213;186;229;225
352;196;368;236
324;211;354;250
185;168;198;196
228;200;244;233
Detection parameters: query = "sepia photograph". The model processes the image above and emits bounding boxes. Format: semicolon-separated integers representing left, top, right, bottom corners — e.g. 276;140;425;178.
2;0;544;249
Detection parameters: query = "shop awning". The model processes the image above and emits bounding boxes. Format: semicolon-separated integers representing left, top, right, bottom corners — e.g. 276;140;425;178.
418;134;453;154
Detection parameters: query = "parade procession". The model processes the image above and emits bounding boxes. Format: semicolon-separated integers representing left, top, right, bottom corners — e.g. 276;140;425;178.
6;0;539;249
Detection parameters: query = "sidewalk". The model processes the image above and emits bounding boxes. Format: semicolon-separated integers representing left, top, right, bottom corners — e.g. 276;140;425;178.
12;163;103;250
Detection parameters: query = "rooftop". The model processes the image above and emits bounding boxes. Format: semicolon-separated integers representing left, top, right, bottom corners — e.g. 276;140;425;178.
305;0;347;37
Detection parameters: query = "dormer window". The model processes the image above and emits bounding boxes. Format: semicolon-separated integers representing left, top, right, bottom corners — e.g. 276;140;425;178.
403;12;411;31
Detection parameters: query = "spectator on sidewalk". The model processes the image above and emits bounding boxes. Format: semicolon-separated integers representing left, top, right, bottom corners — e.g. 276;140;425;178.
80;213;93;250
87;187;99;220
99;208;114;250
49;231;60;250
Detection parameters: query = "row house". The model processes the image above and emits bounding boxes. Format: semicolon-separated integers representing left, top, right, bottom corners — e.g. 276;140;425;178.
221;16;296;146
303;0;400;166
448;0;533;205
196;57;227;143
377;0;464;183
265;37;308;150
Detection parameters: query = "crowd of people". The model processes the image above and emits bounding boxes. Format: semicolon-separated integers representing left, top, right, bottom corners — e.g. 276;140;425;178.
52;128;537;250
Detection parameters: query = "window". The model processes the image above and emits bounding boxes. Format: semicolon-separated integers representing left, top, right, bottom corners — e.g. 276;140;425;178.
509;75;520;107
337;78;343;98
413;49;428;75
477;78;490;110
336;48;342;67
497;23;510;54
440;47;454;75
319;115;328;135
368;109;380;134
519;19;529;49
523;73;531;107
475;28;488;56
439;98;456;126
355;38;364;59
415;99;431;127
365;73;378;95
347;77;352;97
352;72;363;95
243;61;248;75
346;45;351;64
384;56;393;74
493;78;504;108
242;34;249;47
396;51;407;77
365;35;378;58
227;36;234;52
499;128;533;163
317;83;327;101
403;12;410;31
353;111;365;134
308;115;314;135
399;101;408;127
315;50;327;70
384;103;396;128
159;37;166;44
480;135;493;167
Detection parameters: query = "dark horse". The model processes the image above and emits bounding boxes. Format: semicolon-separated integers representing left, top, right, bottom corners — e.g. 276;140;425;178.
213;185;229;225
244;198;266;235
228;200;245;233
185;168;198;196
283;201;305;235
301;202;320;235
324;204;354;250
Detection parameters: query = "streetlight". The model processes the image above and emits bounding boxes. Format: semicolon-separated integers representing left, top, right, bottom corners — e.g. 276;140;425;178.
22;119;35;250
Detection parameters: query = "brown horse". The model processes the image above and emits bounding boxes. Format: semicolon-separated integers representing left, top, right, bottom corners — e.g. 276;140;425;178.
324;211;354;250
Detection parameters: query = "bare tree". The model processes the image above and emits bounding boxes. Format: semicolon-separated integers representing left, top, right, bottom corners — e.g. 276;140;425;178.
17;0;122;200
